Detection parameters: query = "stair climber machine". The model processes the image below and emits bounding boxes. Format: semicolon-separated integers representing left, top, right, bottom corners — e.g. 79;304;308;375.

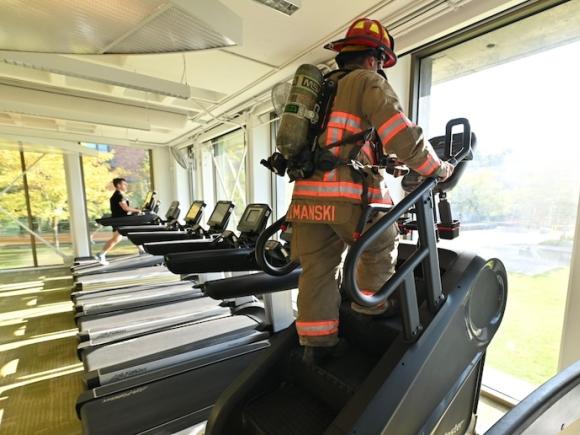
204;119;508;435
138;200;235;250
72;200;181;279
71;201;208;317
75;214;301;435
72;191;161;266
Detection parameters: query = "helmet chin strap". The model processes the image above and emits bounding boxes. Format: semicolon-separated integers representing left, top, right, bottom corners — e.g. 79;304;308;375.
377;69;388;80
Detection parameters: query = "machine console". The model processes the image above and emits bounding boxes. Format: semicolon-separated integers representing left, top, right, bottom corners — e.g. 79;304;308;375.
237;204;271;235
184;201;206;225
164;201;180;221
207;201;235;231
141;191;157;211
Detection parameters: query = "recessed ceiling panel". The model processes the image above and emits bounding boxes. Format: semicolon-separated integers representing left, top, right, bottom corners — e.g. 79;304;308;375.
109;5;237;54
0;0;242;54
0;0;166;53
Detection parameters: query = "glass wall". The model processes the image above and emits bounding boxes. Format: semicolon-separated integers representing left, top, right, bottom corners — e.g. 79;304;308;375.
82;144;152;256
0;149;34;269
0;149;72;269
212;129;247;226
415;1;580;397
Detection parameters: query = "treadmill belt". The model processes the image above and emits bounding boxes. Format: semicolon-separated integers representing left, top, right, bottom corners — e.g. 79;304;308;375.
76;283;200;315
83;315;260;372
78;298;228;346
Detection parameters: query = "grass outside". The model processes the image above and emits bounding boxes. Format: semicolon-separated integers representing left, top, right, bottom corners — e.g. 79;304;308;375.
486;267;569;386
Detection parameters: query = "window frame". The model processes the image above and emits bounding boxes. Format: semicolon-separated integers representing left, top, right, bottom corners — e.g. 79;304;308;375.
408;0;580;401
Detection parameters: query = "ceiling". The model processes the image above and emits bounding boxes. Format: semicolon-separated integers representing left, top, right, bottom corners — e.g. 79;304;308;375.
0;0;528;151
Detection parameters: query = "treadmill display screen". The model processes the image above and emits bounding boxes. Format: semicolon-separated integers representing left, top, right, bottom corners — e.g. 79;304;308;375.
142;192;153;209
237;204;271;233
186;203;203;221
246;209;261;224
207;202;232;227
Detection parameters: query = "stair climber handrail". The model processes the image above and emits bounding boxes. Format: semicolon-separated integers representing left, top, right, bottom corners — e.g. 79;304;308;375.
255;216;300;276
343;118;472;342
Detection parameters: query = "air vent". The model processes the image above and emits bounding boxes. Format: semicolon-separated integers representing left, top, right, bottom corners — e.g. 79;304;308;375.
252;0;301;16
0;0;242;54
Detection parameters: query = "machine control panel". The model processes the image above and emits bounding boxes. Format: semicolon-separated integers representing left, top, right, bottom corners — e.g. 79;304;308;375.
237;204;271;235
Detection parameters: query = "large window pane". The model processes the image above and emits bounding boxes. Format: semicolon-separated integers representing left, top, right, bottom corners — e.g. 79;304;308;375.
417;2;580;396
24;152;72;266
82;144;152;256
0;149;34;269
212;129;247;226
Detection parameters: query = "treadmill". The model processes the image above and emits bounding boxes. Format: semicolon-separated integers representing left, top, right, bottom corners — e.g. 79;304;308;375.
75;204;274;355
72;191;160;267
116;199;187;235
136;200;235;248
76;268;301;435
72;200;181;277
95;191;160;228
146;203;271;258
70;202;236;316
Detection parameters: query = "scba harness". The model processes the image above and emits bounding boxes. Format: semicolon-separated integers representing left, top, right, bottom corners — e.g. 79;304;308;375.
262;67;399;207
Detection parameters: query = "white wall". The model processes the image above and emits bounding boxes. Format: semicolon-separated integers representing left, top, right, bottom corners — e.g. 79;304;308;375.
386;55;412;113
559;195;580;370
152;146;192;219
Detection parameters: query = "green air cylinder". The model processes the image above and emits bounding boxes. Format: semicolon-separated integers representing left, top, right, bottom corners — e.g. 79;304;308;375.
276;64;323;160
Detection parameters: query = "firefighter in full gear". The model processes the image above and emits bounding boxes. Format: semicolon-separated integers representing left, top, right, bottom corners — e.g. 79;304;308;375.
285;18;454;363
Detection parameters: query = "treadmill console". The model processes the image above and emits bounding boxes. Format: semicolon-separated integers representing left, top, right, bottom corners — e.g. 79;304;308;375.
237;204;271;235
184;201;206;225
141;191;157;211
207;201;235;231
164;201;181;221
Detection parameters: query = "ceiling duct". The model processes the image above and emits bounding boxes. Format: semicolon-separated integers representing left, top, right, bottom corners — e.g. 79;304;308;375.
0;0;242;54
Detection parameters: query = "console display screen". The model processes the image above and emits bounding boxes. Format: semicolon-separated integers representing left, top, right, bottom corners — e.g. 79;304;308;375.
186;203;203;220
245;209;262;225
142;192;153;208
208;202;231;226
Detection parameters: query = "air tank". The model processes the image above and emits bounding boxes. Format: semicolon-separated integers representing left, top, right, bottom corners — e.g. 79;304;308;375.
276;64;323;160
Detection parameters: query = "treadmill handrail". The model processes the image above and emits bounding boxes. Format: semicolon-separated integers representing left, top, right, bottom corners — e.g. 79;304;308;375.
485;360;580;435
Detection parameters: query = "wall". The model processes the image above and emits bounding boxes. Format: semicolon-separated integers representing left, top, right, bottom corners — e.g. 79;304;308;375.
152;147;192;218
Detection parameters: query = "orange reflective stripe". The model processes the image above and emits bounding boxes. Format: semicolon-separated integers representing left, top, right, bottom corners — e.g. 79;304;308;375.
414;153;441;176
296;320;339;337
294;181;392;204
377;113;413;150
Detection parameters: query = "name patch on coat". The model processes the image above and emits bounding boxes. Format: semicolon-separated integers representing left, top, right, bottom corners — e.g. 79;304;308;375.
287;203;336;223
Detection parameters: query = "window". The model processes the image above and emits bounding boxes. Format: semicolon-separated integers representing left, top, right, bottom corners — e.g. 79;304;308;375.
415;1;580;397
82;144;152;256
212;129;247;226
0;149;72;268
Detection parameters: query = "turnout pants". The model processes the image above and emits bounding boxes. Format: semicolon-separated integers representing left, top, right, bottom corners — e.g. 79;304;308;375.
291;204;399;347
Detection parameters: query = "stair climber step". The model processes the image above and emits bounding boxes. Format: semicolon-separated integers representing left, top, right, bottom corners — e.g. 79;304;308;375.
285;348;354;412
242;383;336;435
